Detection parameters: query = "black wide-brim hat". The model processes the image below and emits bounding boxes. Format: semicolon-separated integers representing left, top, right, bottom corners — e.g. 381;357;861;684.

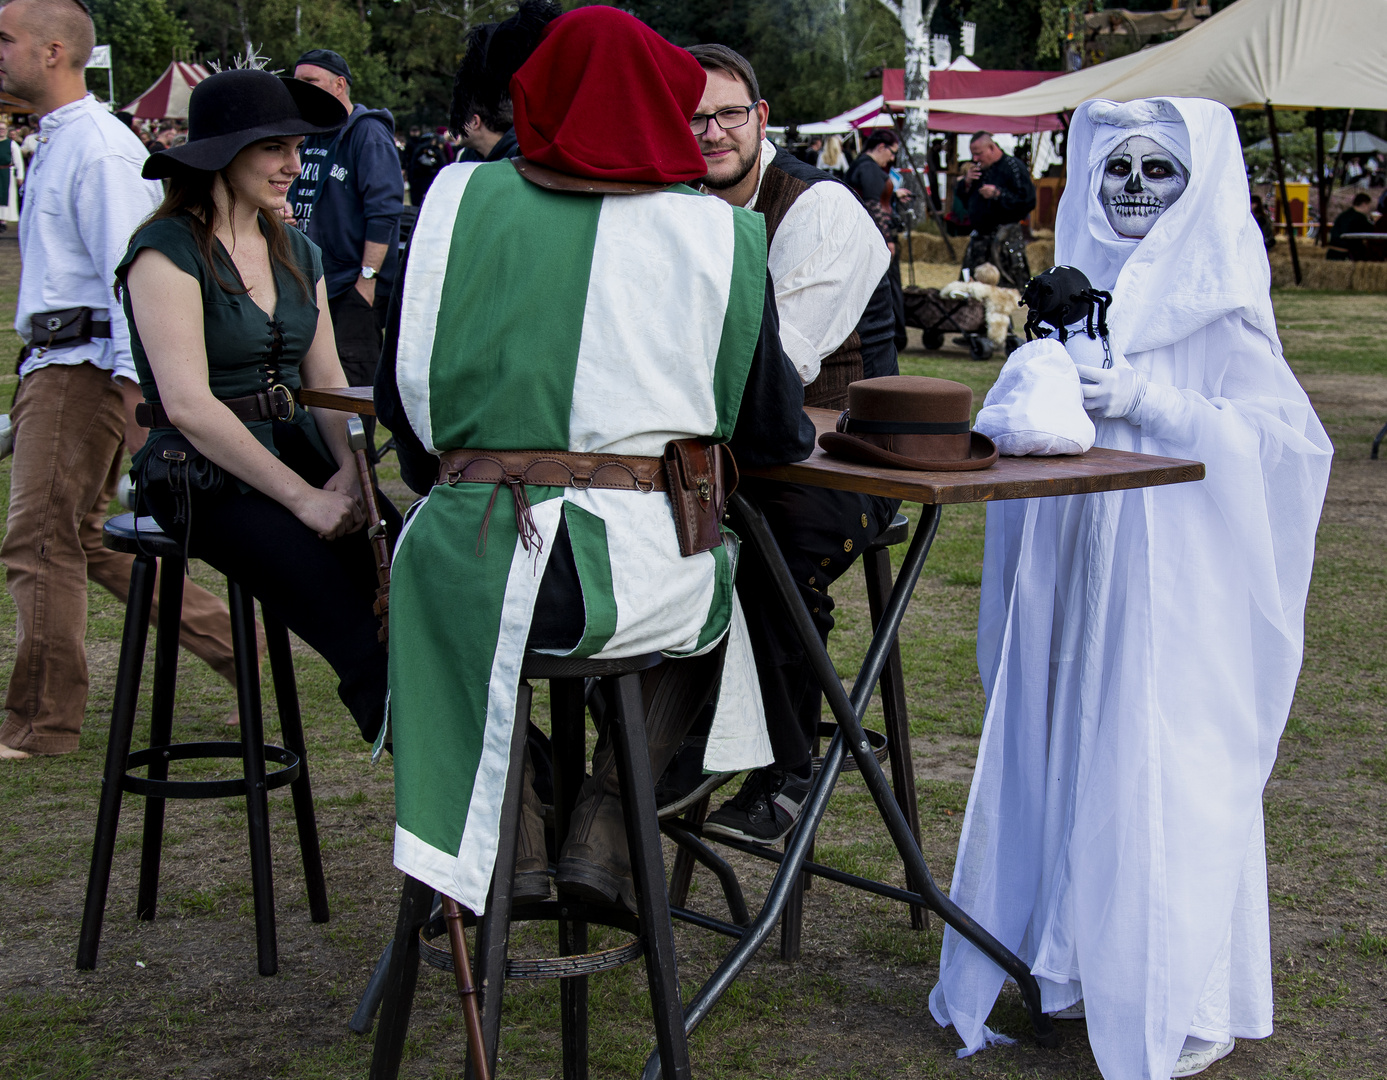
818;375;998;472
143;69;347;179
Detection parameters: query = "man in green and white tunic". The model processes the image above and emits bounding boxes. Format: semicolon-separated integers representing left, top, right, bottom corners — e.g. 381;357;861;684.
375;11;814;914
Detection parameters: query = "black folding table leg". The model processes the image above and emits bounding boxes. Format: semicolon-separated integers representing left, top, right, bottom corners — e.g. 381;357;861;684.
230;580;278;976
77;554;157;971
370;874;435;1080
263;611;329;924
613;672;691;1080
732;496;1059;1049
471;681;533;1080
863;544;927;932
137;554;185;921
780;717;819;962
551;677;589;1080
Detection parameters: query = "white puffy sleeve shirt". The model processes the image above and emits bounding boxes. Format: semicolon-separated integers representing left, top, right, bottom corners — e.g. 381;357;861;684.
16;95;163;384
744;140;890;385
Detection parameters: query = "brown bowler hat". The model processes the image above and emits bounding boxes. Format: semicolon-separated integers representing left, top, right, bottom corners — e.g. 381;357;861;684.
818;376;998;472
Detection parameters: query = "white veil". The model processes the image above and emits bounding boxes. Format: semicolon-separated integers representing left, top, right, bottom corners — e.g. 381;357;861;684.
1056;97;1280;357
931;97;1332;1080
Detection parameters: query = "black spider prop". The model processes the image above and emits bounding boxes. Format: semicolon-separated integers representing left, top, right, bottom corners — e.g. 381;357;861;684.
1020;265;1114;367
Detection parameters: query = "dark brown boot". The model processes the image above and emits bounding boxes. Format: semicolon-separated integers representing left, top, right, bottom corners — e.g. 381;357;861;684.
513;745;550;903
555;652;726;908
555;767;634;909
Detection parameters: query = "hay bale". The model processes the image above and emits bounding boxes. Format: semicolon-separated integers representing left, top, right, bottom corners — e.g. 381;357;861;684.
901;262;964;289
1300;260;1356;291
1351;261;1387;291
1026;240;1055;273
898;232;954;264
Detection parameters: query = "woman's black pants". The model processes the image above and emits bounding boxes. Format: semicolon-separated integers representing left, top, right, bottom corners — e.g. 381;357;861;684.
141;424;402;743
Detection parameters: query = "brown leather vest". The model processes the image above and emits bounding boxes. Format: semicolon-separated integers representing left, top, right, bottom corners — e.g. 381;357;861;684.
753;165;863;410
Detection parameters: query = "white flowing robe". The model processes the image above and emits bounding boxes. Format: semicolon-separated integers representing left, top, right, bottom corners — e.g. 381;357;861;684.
930;99;1333;1080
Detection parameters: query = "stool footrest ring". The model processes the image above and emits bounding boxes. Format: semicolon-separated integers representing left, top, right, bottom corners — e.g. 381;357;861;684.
122;741;301;799
812;722;887;775
420;899;646;980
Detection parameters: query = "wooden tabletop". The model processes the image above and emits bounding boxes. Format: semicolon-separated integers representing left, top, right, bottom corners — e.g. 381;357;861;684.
743;408;1204;505
299;385;376;416
295;392;1205;505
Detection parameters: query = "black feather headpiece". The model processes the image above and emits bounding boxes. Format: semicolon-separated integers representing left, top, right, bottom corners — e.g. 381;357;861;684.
450;0;562;134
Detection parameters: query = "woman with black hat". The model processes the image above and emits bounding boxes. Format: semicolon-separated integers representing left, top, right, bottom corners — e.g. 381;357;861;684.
115;69;401;744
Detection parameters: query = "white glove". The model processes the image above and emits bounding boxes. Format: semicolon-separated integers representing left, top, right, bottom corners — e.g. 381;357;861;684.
1075;364;1147;420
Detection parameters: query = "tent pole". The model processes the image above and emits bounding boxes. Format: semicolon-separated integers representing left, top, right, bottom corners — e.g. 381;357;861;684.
1314;109;1326;247
1265;102;1301;287
892;113;956;261
1330;107;1354;192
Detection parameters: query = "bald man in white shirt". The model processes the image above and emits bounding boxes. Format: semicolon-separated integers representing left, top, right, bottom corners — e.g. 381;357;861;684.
0;0;245;758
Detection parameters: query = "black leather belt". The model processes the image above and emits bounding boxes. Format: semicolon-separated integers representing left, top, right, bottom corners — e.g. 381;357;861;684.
135;385;297;428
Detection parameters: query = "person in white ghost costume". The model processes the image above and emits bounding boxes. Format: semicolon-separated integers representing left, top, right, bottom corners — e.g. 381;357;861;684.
929;97;1332;1080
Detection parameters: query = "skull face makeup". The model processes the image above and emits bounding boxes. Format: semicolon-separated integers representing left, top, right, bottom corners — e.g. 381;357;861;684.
1100;135;1189;238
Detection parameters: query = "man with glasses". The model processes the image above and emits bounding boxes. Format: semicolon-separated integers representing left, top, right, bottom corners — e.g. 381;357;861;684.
666;44;899;845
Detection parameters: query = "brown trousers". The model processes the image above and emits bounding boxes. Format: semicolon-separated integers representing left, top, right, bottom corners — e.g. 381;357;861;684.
1;363;252;755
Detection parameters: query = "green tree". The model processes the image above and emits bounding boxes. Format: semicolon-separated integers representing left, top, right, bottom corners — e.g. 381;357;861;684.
617;0;902;125
89;0;194;106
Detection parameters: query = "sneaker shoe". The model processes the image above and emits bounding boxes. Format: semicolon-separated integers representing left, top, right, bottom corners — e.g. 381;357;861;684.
703;767;812;845
1172;1038;1235;1078
655;736;736;819
1049;999;1085;1020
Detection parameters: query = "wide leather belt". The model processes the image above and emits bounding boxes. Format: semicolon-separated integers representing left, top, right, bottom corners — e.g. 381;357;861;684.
136;385;297;429
436;448;668;492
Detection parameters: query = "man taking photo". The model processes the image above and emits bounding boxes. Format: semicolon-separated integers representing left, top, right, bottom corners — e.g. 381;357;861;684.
958;130;1035;287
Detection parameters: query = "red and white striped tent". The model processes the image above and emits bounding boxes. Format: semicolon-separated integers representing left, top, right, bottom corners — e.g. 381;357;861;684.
123;61;212;120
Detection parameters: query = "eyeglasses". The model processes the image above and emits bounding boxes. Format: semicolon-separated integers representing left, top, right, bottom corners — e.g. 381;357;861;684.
689;105;757;136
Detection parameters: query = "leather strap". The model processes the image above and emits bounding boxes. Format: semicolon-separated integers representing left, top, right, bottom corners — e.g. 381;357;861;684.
511;157;669;196
838;413;972;436
136;385;297;429
90;321;111;339
436;448;667;492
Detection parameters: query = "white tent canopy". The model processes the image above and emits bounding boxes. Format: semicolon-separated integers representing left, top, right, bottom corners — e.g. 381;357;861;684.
797;95;885;136
929;0;1387;115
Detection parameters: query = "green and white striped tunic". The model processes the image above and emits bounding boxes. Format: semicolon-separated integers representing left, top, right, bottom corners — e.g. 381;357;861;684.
388;160;774;910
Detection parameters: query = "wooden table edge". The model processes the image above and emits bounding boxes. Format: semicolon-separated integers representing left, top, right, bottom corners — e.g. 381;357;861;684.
299;386;376;416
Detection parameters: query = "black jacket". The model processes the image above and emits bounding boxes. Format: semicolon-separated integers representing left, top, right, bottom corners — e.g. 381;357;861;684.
960;153;1035;233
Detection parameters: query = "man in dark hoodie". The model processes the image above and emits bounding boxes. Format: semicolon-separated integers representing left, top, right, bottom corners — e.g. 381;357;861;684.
289;49;403;440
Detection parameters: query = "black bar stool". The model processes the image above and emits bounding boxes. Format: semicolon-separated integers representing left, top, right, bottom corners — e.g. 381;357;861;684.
370;652;690;1080
76;513;329;977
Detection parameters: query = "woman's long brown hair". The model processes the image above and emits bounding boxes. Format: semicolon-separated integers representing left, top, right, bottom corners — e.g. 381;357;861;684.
131;158;314;302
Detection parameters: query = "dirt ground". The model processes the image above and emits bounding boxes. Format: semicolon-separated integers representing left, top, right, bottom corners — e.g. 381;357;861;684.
0;251;1383;1079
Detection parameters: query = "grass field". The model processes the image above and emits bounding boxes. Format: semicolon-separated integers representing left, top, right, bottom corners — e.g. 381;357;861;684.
0;242;1382;1079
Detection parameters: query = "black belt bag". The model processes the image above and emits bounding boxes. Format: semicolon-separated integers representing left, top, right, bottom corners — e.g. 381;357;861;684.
135;385;297;429
134;432;226;561
29;307;111;352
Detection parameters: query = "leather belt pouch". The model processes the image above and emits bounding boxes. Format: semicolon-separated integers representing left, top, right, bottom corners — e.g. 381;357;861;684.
30;307;111;351
136;386;296;429
662;438;738;557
